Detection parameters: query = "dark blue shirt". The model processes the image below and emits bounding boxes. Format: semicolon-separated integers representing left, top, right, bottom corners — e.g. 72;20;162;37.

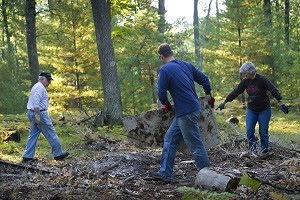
157;59;211;117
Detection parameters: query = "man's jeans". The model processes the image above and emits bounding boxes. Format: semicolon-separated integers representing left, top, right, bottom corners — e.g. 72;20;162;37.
158;110;210;179
23;110;63;158
246;107;271;153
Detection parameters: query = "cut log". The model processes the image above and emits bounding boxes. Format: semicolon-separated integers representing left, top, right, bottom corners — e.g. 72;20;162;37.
122;96;222;153
195;168;240;192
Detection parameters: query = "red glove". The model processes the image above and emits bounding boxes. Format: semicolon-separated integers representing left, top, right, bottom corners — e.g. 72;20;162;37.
163;104;172;111
208;97;215;108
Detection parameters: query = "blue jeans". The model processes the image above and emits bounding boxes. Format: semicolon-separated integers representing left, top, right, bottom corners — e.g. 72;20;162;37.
23;110;63;158
158;110;210;179
246;107;271;153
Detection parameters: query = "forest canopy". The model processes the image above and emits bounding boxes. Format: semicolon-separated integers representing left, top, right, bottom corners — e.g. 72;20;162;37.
0;0;299;117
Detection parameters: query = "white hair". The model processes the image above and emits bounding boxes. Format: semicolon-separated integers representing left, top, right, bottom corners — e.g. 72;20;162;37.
239;62;257;75
38;76;47;80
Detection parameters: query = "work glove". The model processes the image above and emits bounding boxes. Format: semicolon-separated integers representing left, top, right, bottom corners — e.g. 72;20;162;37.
280;104;289;114
216;102;226;111
163;103;172;111
164;104;173;111
208;96;215;108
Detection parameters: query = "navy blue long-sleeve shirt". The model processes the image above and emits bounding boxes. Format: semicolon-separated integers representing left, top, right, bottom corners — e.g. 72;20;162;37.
157;59;211;117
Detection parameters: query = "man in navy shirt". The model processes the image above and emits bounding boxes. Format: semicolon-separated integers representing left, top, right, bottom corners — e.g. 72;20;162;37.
149;43;212;182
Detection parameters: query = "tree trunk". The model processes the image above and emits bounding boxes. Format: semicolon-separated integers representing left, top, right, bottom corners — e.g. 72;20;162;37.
238;26;245;104
1;0;13;57
199;0;213;71
148;64;157;105
193;0;201;66
90;0;123;125
263;0;275;84
157;0;165;108
71;2;82;110
216;0;220;46
284;0;290;45
26;0;40;87
158;0;165;43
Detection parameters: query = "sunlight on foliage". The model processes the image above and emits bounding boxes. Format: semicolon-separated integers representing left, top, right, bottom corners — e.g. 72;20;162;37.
0;141;21;155
97;125;127;141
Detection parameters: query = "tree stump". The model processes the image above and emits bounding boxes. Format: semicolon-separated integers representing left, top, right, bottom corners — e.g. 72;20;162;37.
122;96;221;153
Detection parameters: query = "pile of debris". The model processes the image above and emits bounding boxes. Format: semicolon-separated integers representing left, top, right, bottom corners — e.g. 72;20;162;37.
1;134;299;199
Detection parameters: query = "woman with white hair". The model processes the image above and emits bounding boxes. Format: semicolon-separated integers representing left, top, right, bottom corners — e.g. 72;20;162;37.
216;62;289;153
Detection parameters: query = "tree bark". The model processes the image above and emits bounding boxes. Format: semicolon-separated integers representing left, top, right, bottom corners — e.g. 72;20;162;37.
193;0;200;66
90;0;123;125
157;0;165;108
26;0;40;87
195;168;240;192
158;0;165;43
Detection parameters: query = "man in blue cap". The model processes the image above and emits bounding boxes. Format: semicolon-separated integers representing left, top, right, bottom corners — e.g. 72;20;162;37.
23;72;69;162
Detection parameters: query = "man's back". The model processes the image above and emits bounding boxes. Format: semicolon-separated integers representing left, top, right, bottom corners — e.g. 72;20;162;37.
158;59;209;117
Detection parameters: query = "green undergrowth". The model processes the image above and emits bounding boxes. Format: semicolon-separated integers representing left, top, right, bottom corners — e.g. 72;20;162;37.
97;125;127;141
1;101;299;163
178;186;237;200
0;112;127;163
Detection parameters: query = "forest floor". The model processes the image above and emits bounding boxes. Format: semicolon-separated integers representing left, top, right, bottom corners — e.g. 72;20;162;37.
0;102;299;199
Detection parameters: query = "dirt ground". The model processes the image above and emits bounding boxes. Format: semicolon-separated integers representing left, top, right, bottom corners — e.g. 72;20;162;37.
1;137;299;200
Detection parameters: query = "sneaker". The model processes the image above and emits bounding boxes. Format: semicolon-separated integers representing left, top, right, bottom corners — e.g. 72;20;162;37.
54;152;69;160
22;157;37;163
148;170;171;183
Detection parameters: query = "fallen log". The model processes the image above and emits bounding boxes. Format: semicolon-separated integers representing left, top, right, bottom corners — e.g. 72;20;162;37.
77;111;102;125
123;96;222;153
247;171;299;192
98;158;123;175
0;173;30;181
195;168;240;192
0;160;51;174
121;175;135;185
